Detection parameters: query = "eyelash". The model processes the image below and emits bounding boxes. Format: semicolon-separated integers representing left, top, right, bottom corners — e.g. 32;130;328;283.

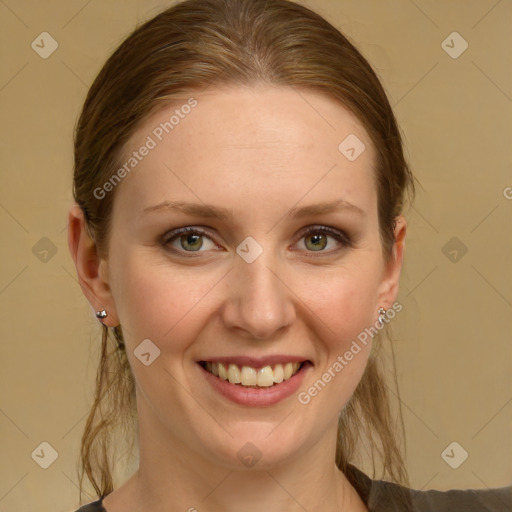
295;225;353;254
161;225;352;257
162;227;219;257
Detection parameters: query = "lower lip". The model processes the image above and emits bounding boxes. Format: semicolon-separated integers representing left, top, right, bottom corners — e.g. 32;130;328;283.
199;362;311;406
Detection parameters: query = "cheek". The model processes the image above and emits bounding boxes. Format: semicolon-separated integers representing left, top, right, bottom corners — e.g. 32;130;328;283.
294;268;378;415
110;250;222;351
301;262;381;348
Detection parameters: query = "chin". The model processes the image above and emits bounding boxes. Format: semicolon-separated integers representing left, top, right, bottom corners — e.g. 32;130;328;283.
197;422;309;471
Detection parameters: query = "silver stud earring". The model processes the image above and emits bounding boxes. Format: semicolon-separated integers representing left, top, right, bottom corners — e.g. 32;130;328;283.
377;307;386;325
95;309;108;319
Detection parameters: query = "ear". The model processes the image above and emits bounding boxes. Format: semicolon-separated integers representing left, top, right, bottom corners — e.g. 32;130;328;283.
376;215;407;308
67;203;120;327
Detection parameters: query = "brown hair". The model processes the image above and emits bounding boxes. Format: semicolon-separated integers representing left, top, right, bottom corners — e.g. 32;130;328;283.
73;0;415;504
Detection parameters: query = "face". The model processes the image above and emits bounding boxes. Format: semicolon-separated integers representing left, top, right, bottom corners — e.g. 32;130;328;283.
90;85;404;469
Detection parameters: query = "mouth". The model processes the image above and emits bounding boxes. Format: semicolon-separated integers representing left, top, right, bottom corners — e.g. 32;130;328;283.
197;358;312;406
198;360;306;388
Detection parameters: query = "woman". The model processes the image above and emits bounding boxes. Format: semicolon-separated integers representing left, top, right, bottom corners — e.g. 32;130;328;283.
67;0;511;510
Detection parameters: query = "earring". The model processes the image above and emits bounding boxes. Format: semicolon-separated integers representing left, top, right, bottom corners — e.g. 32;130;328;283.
95;309;108;319
377;307;386;325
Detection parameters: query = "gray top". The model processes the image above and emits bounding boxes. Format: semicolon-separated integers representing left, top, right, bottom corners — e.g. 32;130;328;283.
74;464;512;511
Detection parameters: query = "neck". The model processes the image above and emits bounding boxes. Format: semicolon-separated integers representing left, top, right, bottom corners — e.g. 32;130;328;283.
113;410;367;512
133;453;360;512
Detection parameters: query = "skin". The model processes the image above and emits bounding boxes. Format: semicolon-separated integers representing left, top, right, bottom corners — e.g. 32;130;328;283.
69;85;406;512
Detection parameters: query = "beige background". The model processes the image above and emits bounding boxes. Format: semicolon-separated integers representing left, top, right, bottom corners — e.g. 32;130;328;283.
0;0;511;511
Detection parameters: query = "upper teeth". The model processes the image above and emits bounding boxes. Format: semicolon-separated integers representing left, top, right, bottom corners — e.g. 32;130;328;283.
205;362;301;387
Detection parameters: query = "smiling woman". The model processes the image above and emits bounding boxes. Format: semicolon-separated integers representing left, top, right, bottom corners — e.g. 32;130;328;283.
66;1;510;512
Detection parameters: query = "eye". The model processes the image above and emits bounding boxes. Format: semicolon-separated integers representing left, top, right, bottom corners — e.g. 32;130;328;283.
294;226;351;253
163;227;218;253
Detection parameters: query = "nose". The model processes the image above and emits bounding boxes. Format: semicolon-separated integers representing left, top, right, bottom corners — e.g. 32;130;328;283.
221;254;296;340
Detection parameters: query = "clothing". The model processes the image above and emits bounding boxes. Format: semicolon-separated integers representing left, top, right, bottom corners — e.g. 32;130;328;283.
345;464;511;511
74;464;512;511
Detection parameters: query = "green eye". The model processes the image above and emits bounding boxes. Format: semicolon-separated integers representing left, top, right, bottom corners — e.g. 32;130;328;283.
304;233;328;251
165;228;217;253
180;233;203;251
296;226;351;253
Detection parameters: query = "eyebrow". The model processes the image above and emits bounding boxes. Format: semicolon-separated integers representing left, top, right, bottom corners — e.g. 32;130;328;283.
141;198;365;219
142;201;232;219
287;199;366;218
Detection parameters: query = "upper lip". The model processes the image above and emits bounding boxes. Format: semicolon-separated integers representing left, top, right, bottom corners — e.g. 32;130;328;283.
199;355;311;368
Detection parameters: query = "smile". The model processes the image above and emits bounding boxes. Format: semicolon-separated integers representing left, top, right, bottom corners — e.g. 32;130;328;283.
198;358;312;406
200;361;303;387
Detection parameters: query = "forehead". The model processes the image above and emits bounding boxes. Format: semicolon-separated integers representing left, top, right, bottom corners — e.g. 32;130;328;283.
111;85;377;222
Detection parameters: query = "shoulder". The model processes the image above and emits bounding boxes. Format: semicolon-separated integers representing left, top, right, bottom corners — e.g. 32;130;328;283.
346;464;512;512
407;485;512;512
73;498;106;512
70;474;512;512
